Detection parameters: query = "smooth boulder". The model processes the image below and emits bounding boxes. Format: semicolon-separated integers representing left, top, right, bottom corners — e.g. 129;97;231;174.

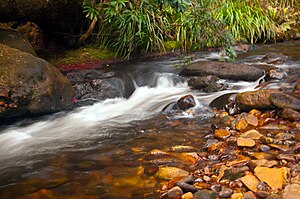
0;44;73;118
236;89;281;111
270;92;300;111
180;61;264;81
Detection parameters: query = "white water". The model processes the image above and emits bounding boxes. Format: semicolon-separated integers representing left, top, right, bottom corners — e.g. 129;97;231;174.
0;51;266;172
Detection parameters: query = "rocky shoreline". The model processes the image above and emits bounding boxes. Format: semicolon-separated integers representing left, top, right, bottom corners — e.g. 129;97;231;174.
144;87;300;199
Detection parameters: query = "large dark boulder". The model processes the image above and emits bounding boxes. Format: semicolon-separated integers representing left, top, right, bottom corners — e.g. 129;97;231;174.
270;92;300;111
180;61;264;81
0;44;74;118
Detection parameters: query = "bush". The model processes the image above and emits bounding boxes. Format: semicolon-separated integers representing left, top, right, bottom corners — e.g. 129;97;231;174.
82;0;234;59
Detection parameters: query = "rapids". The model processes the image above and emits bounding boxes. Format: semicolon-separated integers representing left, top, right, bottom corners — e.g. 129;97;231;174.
0;40;299;198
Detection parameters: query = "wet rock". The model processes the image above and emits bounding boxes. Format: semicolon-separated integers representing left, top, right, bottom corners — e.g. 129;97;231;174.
270;93;300;111
0;29;37;56
237;138;256;147
71;72;135;104
258;193;272;199
236;89;281;111
182;192;194;199
204;139;219;150
266;194;282;199
281;108;300;121
243;191;257;199
214;129;231;139
230;193;243;199
241;130;263;140
187;75;220;90
180;61;264;81
254;167;288;191
170;145;196;152
233;43;250;52
219;187;233;198
175;181;198;193
265;69;288;81
209;93;239;115
262;52;288;64
240;174;260;192
257;181;268;191
177;95;196;111
283;184;300;199
0;43;74;119
194;189;218;199
249;159;278;168
276;154;296;162
161;186;183;199
162;95;196;113
259;145;271;152
156;166;189;180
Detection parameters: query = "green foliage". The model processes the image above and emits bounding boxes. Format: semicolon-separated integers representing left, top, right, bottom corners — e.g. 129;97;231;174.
215;0;277;43
82;0;234;59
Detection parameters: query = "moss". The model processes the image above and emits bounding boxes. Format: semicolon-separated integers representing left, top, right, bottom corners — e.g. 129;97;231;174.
50;45;115;66
163;41;179;51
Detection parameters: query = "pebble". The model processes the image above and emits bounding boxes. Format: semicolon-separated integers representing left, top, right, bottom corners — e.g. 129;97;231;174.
161;186;183;198
156;166;189;180
230;193;243;199
240;129;262;139
194;189;217;199
214;129;231;139
243;191;257;199
257;190;270;198
240;174;260;192
237;137;256;147
254;166;288;191
182;192;194;199
219;187;233;198
259;144;271;152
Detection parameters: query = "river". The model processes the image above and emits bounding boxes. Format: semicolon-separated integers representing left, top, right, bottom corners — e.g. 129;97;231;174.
0;40;299;198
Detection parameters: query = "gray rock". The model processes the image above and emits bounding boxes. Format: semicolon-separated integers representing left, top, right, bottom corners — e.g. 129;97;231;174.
180;61;264;81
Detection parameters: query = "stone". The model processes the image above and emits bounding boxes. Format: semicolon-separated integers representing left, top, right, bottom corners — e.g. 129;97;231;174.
177;94;196;111
250;157;274;166
187;75;220;89
243;191;257;199
244;115;259;127
237;138;256;147
182;192;194;199
194;189;218;199
156;166;189;180
240;130;263;140
230;193;243;199
254;167;288;191
161;186;183;199
214;129;232;139
281;108;300;121
266;69;288;80
257;190;271;198
219;187;233;198
0;43;73;119
240;174;260;192
266;194;282;199
283;184;300;199
270;93;300;111
180;61;264;81
236;89;281;111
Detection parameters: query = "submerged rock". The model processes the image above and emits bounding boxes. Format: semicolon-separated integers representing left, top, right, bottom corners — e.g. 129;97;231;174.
187;75;226;92
156;166;189;180
180;61;264;81
283;184;300;199
254;167;288;191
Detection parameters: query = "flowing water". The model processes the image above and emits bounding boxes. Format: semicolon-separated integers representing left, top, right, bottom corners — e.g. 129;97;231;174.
0;40;299;198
